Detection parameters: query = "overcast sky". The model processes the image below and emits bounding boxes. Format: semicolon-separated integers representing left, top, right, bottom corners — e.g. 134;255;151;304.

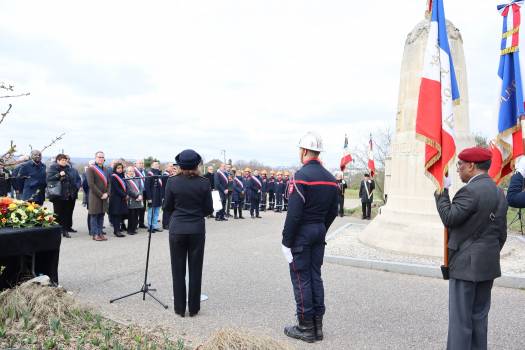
0;1;508;168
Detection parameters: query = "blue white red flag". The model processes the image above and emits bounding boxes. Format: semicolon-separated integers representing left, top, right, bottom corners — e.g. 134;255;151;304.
489;0;525;183
416;0;460;191
340;134;353;171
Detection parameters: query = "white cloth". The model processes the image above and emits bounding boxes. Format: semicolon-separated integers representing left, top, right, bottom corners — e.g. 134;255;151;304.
444;175;452;189
211;190;222;211
516;157;525;177
281;244;293;264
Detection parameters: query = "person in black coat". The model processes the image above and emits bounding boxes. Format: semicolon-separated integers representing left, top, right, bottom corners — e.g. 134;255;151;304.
18;150;47;205
336;172;348;217
145;161;164;232
359;174;375;219
507;157;525;208
163;149;213;318
46;154;78;238
108;163;128;237
64;156;82;233
435;147;507;350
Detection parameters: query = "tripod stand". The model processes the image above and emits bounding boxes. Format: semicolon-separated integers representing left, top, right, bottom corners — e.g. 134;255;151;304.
110;175;168;309
509;208;524;235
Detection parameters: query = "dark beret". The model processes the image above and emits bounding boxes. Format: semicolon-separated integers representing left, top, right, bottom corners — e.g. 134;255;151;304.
175;149;202;170
458;147;492;163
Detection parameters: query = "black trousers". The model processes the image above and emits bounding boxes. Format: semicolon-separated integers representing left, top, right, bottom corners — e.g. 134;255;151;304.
361;201;371;218
447;279;493;350
52;198;75;232
268;191;275;209
169;234;205;315
226;193;232;215
338;196;345;216
109;214;124;234
260;192;267;210
127;208;140;233
250;196;260;217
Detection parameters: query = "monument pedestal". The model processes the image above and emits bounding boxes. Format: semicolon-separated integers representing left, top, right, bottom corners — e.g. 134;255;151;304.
359;18;474;258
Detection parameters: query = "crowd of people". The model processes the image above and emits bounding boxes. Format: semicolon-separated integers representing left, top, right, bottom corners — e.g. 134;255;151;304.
0;151;367;240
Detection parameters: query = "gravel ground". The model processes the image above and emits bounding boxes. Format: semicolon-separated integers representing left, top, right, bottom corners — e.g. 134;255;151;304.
58;206;525;349
326;219;525;277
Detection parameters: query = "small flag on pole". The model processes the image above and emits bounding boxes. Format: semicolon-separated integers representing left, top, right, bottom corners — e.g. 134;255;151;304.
368;134;375;177
416;0;459;191
489;0;525;183
340;134;353;171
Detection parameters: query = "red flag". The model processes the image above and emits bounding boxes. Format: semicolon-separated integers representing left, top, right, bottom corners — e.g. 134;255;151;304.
340;134;352;171
368;134;375;177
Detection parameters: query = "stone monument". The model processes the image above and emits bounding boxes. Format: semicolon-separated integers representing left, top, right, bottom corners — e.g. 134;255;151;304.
358;15;474;257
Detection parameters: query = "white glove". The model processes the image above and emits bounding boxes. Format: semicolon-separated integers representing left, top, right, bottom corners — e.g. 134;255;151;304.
281;244;293;264
516;157;525;177
444;175;452;190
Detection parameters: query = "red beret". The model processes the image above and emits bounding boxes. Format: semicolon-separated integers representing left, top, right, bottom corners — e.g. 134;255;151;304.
458;147;492;163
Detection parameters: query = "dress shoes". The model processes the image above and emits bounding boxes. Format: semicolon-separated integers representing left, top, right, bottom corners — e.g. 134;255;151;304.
256;215;262;218
153;228;163;232
67;228;77;233
62;230;71;238
114;232;125;237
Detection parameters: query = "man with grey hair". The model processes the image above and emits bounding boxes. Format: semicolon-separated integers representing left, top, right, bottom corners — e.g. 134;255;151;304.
17;150;47;205
134;159;147;228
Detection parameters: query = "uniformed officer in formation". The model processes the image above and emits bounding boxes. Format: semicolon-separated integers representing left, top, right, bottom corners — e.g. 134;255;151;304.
214;163;229;221
274;172;285;212
281;132;338;343
246;168;262;218
268;170;276;210
243;168;251;211
260;170;269;211
434;147;507;350
282;171;290;211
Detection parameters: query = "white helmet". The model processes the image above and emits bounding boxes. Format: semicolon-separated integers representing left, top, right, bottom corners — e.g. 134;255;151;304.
298;131;324;152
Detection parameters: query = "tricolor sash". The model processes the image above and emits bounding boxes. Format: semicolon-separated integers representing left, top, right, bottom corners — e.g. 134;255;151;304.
148;170;163;187
112;174;127;192
127;177;140;193
134;167;145;187
217;170;228;185
234;177;244;188
90;165;108;188
251;175;262;188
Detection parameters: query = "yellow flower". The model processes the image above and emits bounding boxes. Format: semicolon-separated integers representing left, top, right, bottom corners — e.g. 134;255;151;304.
8;203;17;211
26;205;35;212
1;218;6;224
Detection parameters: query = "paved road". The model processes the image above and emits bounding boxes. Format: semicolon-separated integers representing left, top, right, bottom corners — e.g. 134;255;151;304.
59;207;525;349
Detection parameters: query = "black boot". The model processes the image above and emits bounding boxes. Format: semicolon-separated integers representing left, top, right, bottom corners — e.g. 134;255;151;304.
62;229;71;238
284;317;315;343
314;315;323;341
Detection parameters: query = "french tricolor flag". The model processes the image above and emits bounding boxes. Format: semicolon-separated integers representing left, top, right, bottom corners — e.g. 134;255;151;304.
489;0;525;183
416;0;460;190
340;134;353;171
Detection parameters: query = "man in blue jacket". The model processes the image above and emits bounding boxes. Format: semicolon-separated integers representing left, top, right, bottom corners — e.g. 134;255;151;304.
17;150;47;205
281;132;338;343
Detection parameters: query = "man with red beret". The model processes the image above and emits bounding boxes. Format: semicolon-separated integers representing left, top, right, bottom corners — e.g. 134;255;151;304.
434;147;507;350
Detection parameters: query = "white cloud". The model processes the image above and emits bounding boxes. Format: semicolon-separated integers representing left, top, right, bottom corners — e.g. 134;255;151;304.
0;1;509;168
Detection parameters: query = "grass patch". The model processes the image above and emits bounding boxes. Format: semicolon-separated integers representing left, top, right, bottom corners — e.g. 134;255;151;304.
507;207;525;233
0;281;187;349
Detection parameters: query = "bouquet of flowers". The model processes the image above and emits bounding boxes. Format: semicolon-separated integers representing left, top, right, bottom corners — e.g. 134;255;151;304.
0;197;57;228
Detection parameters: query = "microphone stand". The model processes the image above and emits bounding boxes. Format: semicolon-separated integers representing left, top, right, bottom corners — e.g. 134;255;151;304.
110;175;168;309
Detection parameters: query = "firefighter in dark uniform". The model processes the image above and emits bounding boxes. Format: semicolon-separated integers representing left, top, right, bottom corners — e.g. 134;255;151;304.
260;170;269;211
232;169;245;219
435;147;507;350
243;168;251;211
248;169;262;218
268;170;276;210
281;132;338;343
274;172;285;212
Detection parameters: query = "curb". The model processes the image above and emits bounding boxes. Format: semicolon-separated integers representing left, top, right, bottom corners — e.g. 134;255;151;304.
325;255;525;290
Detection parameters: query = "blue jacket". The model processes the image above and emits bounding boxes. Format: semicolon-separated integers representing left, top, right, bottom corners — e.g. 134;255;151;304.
282;159;338;247
247;175;262;198
274;179;286;195
18;160;47;203
507;172;525;208
232;176;245;202
214;170;229;200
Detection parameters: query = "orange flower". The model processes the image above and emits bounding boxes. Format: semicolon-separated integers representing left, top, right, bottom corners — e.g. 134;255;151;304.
1;218;6;224
0;197;13;205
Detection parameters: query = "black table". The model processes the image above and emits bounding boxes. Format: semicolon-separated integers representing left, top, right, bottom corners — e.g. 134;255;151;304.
0;226;61;290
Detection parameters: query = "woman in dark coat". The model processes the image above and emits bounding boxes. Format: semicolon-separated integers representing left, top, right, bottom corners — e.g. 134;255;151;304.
46;154;77;238
108;163;128;237
163;149;213;317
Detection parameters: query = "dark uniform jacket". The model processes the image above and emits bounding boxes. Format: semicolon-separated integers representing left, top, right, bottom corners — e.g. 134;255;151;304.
274;179;286;195
506;172;525;208
282;159;339;247
109;173;128;215
232;175;245;202
435;173;507;282
359;179;375;203
247;175;262;198
18;160;47;203
163;175;214;235
144;168;164;207
268;176;275;193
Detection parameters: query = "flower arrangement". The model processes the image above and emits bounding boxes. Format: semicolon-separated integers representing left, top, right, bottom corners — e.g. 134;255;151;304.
0;197;57;228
